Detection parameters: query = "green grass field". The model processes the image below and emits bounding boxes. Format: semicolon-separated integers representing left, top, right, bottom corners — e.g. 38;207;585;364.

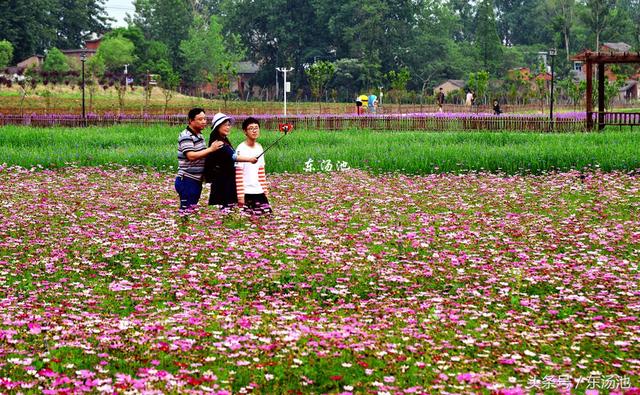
0;85;351;115
1;125;639;174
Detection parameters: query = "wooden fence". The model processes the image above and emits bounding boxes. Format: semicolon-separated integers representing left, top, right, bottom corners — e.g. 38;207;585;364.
602;112;640;127
0;102;600;116
0;113;590;132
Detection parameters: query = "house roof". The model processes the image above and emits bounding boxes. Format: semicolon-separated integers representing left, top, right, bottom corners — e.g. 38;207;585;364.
60;49;97;55
18;54;44;62
436;79;465;88
602;42;632;53
571;50;640;63
235;61;259;74
620;80;637;92
536;72;552;81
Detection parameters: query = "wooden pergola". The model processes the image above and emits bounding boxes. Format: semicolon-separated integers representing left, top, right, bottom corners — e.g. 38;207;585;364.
571;51;640;130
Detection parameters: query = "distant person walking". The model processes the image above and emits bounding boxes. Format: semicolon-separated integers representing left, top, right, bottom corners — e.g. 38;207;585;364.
175;108;224;214
493;99;503;115
465;90;474;107
437;88;445;113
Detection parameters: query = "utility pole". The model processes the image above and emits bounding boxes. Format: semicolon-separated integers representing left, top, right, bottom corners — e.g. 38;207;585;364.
549;48;557;131
276;67;294;116
80;52;86;126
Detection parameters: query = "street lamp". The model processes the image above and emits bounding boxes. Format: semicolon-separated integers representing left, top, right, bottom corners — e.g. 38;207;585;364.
276;67;294;116
80;51;86;126
124;64;129;89
549;48;557;131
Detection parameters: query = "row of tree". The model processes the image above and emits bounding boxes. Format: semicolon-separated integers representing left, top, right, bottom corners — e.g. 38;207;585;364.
1;0;639;102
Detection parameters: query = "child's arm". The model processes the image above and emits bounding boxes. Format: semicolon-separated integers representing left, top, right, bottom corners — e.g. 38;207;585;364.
235;166;245;206
258;166;268;195
236;155;258;163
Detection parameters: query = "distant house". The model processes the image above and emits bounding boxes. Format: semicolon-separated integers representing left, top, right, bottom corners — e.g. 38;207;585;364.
235;61;260;99
572;42;635;82
600;42;633;53
12;38;100;73
507;67;531;81
534;71;553;90
201;61;261;98
620;80;639;100
60;37;102;63
17;55;45;70
85;37;102;51
433;79;465;96
61;49;97;66
535;72;552;81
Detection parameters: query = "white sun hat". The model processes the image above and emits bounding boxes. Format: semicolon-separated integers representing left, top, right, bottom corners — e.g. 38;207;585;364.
211;112;232;131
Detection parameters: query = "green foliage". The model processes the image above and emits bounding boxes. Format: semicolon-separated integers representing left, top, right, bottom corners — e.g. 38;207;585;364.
386;67;411;105
131;0;193;70
155;59;180;114
468;71;490;104
85;55;105;112
558;77;581;108
179;15;242;88
216;61;238;109
475;0;503;75
581;0;617;49
96;37;136;72
2;0;640;102
0;40;14;68
0;0;109;63
605;79;625;110
104;26;170;78
306;61;336;102
42;47;69;74
330;59;372;100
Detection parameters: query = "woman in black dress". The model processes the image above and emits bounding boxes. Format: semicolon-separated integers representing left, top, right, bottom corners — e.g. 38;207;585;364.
204;113;257;209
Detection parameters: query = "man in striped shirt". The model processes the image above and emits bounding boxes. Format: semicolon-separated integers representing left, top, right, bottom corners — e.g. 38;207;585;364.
175;108;224;212
235;117;272;215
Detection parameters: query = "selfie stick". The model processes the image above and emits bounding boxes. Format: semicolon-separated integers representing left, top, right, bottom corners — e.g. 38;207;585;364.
256;123;293;159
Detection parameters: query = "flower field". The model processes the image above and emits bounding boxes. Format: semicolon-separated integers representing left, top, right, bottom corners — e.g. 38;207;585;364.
0;165;638;394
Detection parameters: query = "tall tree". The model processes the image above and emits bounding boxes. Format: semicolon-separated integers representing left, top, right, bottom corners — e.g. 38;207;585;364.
51;0;111;49
0;0;109;64
96;36;136;72
0;40;14;69
320;0;420;75
131;0;193;69
306;60;336;104
495;0;547;45
222;0;328;93
629;0;640;48
104;26;170;78
602;0;640;48
543;0;577;61
0;0;56;63
401;1;472;95
475;0;503;75
96;36;135;113
447;0;477;42
42;47;70;73
580;0;617;50
179;15;242;89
